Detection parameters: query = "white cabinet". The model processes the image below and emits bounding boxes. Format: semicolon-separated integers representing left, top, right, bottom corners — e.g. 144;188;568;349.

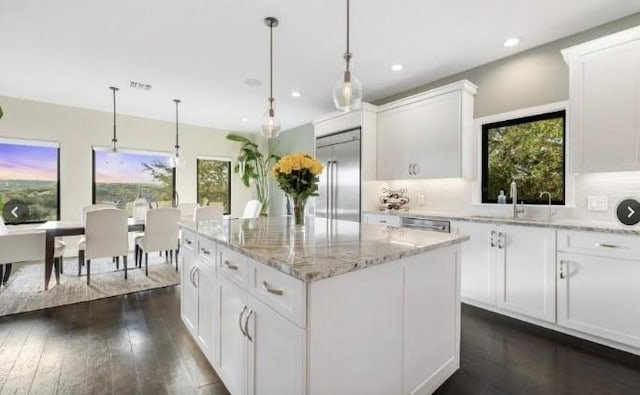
451;221;497;307
562;25;640;173
452;221;556;323
376;80;476;180
180;248;198;333
247;296;305;395
495;225;556;322
557;230;640;349
180;235;219;366
217;276;249;395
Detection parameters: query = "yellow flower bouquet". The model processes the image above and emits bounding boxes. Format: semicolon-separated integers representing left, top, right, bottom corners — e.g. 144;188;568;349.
271;153;324;226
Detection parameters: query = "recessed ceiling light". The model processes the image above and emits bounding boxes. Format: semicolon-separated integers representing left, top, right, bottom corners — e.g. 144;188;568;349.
244;78;262;87
503;37;521;47
241;118;248;123
391;64;404;72
291;91;301;98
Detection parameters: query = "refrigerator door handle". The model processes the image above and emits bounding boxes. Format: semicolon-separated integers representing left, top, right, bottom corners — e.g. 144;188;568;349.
325;161;332;220
332;160;338;220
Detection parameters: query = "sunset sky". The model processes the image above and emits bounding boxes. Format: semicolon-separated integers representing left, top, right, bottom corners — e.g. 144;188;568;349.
94;150;171;184
0;143;57;181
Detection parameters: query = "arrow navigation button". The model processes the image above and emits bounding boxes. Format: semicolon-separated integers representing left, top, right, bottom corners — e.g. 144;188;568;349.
616;198;640;226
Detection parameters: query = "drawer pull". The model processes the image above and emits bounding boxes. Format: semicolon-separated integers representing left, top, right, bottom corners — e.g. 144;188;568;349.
200;248;211;255
594;242;625;249
184;238;193;245
224;260;239;270
262;280;284;296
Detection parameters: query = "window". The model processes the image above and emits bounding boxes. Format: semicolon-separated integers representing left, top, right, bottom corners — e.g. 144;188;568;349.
0;139;60;224
197;157;231;215
482;110;566;205
93;148;175;216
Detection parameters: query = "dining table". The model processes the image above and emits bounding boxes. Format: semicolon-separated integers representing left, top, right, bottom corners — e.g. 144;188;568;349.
38;219;145;290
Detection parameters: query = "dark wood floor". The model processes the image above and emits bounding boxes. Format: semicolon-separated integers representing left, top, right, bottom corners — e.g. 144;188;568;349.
437;304;640;395
0;286;228;395
1;287;639;395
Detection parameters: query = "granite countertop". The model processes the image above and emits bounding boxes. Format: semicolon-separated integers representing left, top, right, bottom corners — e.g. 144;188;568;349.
180;217;468;282
366;209;640;236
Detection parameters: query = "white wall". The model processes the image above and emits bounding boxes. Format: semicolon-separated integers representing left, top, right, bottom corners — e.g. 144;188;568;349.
0;95;262;223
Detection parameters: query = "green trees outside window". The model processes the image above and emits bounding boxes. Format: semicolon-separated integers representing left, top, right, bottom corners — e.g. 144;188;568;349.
482;111;565;205
197;158;231;215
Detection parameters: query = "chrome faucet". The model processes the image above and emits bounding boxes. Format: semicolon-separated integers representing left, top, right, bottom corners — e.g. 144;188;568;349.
510;181;525;219
539;191;556;222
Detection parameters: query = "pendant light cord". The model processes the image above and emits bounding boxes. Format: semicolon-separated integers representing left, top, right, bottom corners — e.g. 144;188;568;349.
345;0;351;71
174;99;181;150
269;21;274;110
110;86;119;146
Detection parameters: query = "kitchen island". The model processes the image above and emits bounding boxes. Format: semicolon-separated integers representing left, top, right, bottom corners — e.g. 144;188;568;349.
179;217;468;395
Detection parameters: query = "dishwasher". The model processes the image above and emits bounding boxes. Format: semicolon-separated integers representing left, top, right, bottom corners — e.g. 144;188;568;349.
400;216;450;233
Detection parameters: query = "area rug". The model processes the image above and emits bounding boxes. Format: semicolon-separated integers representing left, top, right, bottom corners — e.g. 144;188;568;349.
0;254;180;316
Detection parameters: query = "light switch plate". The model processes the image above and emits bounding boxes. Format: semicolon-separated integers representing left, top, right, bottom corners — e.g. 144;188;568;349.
587;196;608;211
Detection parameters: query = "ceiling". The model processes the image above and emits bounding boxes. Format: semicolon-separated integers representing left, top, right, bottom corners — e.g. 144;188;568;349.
1;0;639;133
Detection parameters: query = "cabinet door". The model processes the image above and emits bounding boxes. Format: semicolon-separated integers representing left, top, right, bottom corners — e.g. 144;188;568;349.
574;43;640;172
180;250;198;334
218;277;248;395
496;225;556;322
453;221;497;307
415;91;462;178
196;262;218;366
246;296;305;395
377;106;415;180
558;253;640;348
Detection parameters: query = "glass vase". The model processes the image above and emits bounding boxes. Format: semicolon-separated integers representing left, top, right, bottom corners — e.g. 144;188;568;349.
287;195;307;228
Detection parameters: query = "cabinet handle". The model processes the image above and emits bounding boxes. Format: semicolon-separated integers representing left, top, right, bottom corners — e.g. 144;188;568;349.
244;309;254;342
184;238;192;245
189;266;196;286
497;232;505;249
200;247;211;255
413;163;420;175
408;164;412;176
262;280;284;296
224;260;239;270
489;230;496;247
193;268;199;288
559;260;566;279
239;305;248;337
594;242;625;249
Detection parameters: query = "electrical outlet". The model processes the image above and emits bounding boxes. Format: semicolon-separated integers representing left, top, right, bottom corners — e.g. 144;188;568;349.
417;194;425;206
587;196;608;211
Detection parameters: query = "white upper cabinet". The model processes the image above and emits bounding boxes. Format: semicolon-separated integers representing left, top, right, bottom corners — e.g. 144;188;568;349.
563;26;640;173
376;80;477;180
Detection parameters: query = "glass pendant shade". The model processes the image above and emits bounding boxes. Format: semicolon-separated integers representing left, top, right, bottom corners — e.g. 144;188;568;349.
261;108;281;139
333;69;362;112
169;154;186;168
104;147;124;167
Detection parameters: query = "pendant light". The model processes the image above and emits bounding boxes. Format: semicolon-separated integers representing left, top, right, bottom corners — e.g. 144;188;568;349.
333;0;362;112
169;98;186;168
261;17;281;139
104;86;124;166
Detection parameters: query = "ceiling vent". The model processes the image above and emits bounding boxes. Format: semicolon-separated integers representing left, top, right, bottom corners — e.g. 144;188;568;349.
129;80;152;90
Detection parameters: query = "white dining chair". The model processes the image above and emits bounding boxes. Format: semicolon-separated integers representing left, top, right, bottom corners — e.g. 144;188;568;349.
242;199;263;218
178;203;199;222
135;208;180;275
0;217;66;286
194;206;224;222
80;208;129;284
77;204;117;270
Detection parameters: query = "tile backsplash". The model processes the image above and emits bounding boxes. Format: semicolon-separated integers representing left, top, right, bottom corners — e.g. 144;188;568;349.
365;171;640;223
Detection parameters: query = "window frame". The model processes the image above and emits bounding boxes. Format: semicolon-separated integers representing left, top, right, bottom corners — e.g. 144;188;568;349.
91;147;176;212
0;137;61;224
481;110;567;205
196;156;232;215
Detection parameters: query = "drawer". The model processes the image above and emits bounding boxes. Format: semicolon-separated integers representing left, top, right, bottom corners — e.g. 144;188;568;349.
363;213;401;227
181;229;197;252
198;237;216;266
250;262;306;328
217;245;249;287
558;230;640;260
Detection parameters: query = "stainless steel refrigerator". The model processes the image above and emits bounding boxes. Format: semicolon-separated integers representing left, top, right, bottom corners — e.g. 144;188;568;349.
315;128;361;222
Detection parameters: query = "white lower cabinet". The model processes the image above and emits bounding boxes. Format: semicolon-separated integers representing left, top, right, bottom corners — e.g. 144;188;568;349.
180;248;198;333
557;230;640;349
452;221;556;323
218;276;248;395
247;295;305;395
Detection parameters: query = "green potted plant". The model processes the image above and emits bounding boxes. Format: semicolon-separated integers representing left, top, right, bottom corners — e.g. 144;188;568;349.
226;133;279;216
